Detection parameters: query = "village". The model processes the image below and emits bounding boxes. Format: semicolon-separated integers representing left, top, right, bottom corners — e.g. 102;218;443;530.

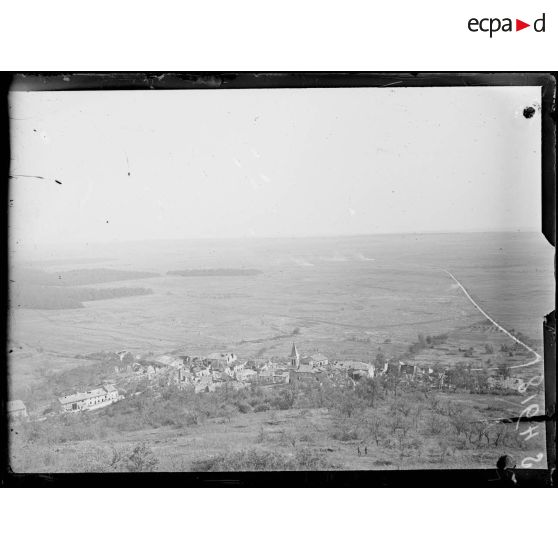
7;341;526;424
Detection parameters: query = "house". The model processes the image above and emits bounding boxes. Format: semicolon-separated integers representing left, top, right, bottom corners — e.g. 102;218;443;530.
230;361;246;374
132;362;145;375
309;353;328;367
154;355;183;368
181;355;204;366
487;376;523;390
235;368;258;382
104;384;120;401
214;379;246;392
292;369;319;382
58;385;121;412
7;400;28;420
375;362;389;376
400;364;417;379
194;376;215;393
247;358;272;371
116;350;134;363
207;352;237;366
258;368;275;381
386;361;402;375
177;368;193;384
272;370;290;384
212;370;232;382
337;361;374;377
192;365;211;378
59;388;106;412
212;362;232;377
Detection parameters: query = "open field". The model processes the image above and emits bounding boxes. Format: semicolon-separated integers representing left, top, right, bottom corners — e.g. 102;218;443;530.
9;233;552;381
8;232;553;470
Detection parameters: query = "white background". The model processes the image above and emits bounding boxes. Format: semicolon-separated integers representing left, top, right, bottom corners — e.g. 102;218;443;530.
1;1;555;557
1;0;557;69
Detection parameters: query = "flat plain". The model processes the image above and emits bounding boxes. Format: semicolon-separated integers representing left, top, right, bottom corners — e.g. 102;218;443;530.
8;231;554;471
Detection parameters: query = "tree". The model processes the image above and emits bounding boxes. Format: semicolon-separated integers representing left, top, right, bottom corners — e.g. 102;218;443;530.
125;442;158;472
450;412;470;438
497;363;510;379
374;351;386;370
366;412;387;446
332;389;365;418
355;377;381;408
472;369;489;393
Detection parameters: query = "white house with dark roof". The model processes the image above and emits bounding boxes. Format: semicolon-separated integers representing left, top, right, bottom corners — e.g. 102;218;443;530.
59;385;121;413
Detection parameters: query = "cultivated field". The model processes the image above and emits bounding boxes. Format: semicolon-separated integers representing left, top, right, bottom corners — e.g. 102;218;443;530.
8;232;553;471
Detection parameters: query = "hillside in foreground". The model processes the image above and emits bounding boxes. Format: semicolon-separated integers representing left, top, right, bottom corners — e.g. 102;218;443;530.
9;378;545;473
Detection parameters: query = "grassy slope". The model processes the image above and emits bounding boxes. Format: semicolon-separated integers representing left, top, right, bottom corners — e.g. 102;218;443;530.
10;388;546;473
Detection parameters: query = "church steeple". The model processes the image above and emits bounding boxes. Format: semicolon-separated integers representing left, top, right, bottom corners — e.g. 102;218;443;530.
290;343;300;369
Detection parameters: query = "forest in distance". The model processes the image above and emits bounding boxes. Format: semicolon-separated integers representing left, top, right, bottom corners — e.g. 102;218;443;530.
10;266;263;309
8;232;553;472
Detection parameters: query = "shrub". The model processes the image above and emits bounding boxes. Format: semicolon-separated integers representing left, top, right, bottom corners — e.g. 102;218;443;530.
191;448;330;471
118;442;158;472
294;448;328;469
254;403;271;413
299;431;315;443
255;427;268;443
235;401;252;414
426;414;449;436
279;430;297;447
271;389;295;410
331;418;361;441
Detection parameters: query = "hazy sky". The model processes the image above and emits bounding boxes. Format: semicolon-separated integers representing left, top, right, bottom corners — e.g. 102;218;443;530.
9;86;541;250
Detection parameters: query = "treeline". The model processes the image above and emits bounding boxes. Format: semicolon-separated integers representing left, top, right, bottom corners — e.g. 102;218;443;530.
11;285;153;309
167;268;262;277
74;287;153;301
52;268;159;286
11;267;159;287
407;332;449;357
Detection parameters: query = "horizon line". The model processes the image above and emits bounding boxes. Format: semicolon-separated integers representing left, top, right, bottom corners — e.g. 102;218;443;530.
13;228;541;250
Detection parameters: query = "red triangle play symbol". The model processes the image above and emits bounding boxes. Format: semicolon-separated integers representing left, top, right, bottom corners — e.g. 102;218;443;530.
516;19;530;31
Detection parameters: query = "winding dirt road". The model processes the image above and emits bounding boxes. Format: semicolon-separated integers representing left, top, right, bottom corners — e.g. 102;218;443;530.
441;268;542;370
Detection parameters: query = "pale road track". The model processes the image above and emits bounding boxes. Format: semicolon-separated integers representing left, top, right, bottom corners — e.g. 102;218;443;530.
440;268;542;371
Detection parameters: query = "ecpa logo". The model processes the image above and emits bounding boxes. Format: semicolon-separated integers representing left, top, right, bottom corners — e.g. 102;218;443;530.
468;13;546;37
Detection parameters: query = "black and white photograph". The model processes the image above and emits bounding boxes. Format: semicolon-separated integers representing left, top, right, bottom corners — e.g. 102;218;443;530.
4;73;556;481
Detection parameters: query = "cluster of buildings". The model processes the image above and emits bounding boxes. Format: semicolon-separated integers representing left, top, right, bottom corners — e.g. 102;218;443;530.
8;342;526;422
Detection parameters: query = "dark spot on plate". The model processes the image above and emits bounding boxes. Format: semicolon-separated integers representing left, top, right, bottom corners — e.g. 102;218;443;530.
523;106;536;119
